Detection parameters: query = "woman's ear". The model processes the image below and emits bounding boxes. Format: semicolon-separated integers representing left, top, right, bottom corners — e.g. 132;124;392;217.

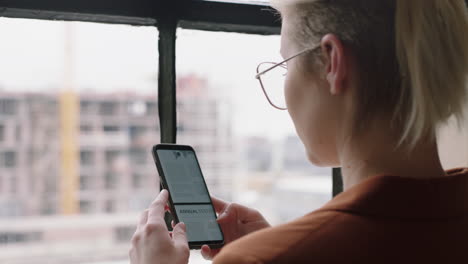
321;34;347;95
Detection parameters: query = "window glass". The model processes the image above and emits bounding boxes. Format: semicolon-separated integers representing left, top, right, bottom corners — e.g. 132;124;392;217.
438;117;468;169
177;29;332;263
0;18;159;263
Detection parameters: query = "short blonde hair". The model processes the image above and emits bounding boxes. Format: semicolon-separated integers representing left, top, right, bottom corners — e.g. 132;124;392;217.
272;0;468;148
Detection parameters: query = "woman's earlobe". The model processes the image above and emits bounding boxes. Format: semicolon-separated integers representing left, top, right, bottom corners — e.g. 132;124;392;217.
326;74;339;95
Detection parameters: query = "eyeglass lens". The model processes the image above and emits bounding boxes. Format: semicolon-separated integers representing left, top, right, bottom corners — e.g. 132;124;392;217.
258;62;287;109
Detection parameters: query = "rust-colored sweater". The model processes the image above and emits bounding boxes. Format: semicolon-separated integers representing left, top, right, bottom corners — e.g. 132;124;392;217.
213;168;468;264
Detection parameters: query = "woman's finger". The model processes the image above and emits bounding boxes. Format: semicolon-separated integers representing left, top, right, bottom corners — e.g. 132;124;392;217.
201;245;213;260
200;245;211;260
217;203;237;223
201;245;221;260
147;189;169;225
172;222;188;251
211;196;229;215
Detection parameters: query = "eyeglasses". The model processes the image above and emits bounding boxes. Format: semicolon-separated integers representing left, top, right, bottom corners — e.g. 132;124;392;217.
255;45;320;110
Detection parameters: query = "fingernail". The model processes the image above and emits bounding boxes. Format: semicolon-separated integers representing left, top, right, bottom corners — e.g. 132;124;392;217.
179;222;186;231
218;211;227;220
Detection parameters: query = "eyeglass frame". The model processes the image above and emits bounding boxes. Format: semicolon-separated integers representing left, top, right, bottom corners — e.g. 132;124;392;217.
255;45;321;110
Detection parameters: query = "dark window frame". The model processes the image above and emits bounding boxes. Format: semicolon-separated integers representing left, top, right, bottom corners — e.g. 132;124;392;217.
0;0;347;195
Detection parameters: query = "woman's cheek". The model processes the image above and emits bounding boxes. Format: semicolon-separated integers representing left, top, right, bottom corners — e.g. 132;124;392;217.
284;74;294;109
285;74;331;166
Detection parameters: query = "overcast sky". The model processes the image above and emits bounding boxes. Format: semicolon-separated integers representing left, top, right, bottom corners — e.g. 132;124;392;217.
0;17;297;140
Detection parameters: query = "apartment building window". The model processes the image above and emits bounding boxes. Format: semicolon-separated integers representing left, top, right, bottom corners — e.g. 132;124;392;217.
132;173;144;189
105;172;118;190
0;232;42;245
79;175;92;190
0;151;16;168
79;200;93;214
105;150;121;165
80;151;95;166
44;174;57;193
146;102;158;116
0;99;17;115
129;148;147;165
9;177;17;194
99;102;118;116
80;124;93;133
129;126;147;140
40;200;56;215
103;125;120;133
15;125;21;142
105;200;115;213
80;101;94;115
0;124;4;141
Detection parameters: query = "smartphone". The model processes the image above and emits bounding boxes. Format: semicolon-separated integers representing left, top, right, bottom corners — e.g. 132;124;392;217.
152;144;224;249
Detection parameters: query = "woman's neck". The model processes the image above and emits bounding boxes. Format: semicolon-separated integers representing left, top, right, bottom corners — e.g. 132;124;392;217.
339;121;447;191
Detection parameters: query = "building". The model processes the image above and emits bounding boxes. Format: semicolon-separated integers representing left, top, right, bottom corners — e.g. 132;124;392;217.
0;77;233;218
0;75;234;263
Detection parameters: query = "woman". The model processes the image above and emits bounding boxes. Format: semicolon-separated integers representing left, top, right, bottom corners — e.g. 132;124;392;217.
129;0;468;263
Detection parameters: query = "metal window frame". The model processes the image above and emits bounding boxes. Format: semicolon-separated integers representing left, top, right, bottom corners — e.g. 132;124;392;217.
0;0;399;197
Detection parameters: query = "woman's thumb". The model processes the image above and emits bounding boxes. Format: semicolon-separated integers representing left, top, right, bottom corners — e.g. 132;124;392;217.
217;203;236;223
173;222;188;248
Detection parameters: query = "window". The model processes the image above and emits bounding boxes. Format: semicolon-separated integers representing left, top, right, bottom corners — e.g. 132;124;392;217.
130;148;148;165
0;232;42;245
0;1;299;264
146;102;158;116
438;118;468;169
105;150;121;165
79;175;93;190
129;126;147;140
9;177;17;194
105;172;119;190
79;200;94;214
80;100;95;115
105;200;116;213
80;124;93;133
103;125;120;133
99;102;118;116
15;125;21;142
245;137;273;172
0;124;4;141
0;99;17;115
40;199;56;215
0;151;16;168
0;17;159;263
80;150;95;166
177;29;332;224
132;173;145;189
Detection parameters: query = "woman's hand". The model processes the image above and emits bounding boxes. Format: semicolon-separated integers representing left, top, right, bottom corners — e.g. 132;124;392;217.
201;197;271;260
129;190;189;264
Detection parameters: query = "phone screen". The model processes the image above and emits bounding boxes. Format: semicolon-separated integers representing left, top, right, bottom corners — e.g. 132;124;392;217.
156;148;224;245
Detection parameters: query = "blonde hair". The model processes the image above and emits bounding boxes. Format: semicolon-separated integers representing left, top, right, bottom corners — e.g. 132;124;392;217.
272;0;468;148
